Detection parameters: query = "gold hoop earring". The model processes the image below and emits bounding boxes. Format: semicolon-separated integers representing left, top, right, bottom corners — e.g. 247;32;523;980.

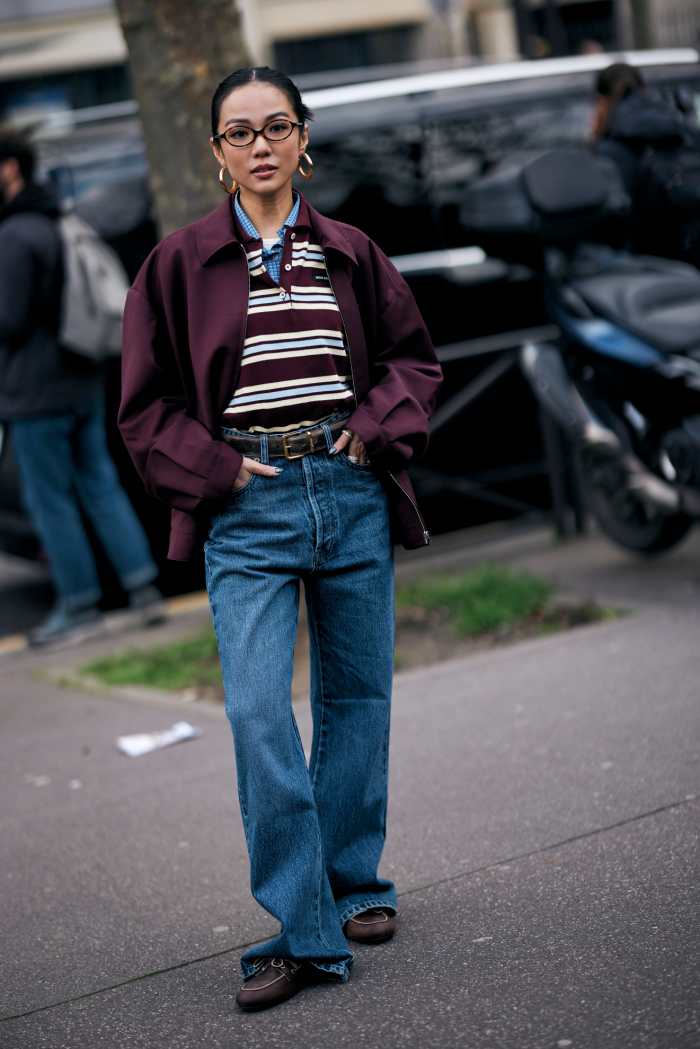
297;152;314;180
218;167;238;194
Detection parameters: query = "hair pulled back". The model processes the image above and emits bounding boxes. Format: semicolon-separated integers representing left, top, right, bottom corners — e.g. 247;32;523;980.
210;66;313;138
595;63;645;103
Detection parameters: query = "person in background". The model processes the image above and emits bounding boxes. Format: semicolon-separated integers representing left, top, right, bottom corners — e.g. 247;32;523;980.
118;66;442;1012
591;62;700;261
0;131;164;646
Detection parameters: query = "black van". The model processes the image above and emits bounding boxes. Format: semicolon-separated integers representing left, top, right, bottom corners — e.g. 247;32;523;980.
3;50;700;577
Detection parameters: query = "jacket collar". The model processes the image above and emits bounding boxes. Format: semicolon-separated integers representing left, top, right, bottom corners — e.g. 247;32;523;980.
195;191;357;267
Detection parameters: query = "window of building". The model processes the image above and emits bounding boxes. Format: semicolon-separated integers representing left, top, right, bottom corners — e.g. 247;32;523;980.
0;65;132;122
273;25;420;77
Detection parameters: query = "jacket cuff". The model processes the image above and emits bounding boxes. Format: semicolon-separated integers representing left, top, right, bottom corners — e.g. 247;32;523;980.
202;440;244;499
344;406;385;455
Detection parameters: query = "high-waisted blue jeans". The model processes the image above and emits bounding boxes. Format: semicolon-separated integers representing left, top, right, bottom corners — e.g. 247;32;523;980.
204;419;397;982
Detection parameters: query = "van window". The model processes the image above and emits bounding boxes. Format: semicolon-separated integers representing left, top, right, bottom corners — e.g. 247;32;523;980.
304;119;433;255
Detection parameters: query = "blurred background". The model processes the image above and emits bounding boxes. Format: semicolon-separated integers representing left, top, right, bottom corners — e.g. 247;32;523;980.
1;0;700;629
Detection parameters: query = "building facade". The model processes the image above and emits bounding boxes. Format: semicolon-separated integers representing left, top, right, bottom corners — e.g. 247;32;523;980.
1;0;697;122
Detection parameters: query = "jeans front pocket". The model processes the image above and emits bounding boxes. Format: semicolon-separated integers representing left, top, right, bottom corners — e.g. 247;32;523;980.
229;470;259;498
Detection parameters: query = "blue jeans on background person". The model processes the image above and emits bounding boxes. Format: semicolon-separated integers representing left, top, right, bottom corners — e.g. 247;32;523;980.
204;418;397;983
11;395;158;610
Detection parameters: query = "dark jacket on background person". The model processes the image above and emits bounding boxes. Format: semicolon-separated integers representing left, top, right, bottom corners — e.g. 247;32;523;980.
596;89;698;258
0;183;101;420
118;195;443;561
597;89;688;193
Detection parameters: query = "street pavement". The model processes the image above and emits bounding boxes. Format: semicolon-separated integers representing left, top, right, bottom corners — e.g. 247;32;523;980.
1;525;699;1048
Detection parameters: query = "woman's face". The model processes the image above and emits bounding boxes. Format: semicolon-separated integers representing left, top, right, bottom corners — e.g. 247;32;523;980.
211;82;308;197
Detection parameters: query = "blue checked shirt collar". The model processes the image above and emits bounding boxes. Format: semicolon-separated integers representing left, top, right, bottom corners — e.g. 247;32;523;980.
233;192;300;284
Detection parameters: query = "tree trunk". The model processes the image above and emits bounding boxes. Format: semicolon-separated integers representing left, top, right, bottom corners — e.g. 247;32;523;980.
114;0;251;235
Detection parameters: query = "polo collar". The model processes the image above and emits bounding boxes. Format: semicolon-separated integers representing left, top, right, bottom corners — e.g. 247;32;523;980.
195;192;357;267
233;191;300;245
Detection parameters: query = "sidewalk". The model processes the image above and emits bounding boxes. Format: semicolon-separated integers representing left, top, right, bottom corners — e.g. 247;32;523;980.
1;525;699;1048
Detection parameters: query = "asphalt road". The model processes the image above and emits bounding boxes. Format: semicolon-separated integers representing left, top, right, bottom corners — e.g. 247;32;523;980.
1;528;699;1048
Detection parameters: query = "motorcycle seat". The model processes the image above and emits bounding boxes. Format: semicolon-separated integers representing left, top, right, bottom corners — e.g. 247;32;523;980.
568;263;700;354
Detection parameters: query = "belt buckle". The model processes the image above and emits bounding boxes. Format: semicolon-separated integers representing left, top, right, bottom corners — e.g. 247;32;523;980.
282;432;314;460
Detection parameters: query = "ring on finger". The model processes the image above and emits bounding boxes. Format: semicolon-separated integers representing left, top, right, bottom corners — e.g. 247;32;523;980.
341;429;353;439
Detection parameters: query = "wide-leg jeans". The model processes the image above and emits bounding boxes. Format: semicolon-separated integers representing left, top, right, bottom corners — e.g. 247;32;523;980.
204;423;397;982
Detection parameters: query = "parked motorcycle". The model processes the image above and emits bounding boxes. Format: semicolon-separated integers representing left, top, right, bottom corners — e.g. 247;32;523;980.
518;148;700;554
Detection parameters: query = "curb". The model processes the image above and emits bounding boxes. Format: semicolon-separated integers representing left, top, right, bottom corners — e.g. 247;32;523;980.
0;590;211;659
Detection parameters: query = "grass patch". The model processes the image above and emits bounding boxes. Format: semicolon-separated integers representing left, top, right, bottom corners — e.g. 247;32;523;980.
83;628;221;691
396;563;554;637
80;564;619;696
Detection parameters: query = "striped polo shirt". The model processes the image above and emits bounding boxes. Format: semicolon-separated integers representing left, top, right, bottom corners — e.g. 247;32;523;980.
222;194;355;433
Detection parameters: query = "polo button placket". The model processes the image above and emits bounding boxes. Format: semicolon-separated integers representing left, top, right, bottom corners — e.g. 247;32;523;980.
222;211;354;434
279;230;295;305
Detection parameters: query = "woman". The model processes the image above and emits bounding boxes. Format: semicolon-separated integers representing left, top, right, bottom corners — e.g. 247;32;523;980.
118;66;442;1012
590;62;647;172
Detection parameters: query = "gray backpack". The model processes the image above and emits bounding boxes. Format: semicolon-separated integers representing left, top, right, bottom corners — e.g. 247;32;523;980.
58;212;130;360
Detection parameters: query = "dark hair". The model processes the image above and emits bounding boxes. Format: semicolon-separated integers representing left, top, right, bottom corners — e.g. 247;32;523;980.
595;62;644;102
210;66;313;137
0;128;35;182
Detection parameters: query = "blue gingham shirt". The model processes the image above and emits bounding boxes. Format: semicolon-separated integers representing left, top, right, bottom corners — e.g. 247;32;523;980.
233;192;301;285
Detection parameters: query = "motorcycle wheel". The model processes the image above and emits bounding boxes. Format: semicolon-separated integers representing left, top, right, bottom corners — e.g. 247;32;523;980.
575;402;694;556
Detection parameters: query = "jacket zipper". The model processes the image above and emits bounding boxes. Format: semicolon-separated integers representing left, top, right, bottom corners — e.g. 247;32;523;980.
386;469;431;546
325;259;358;410
326;254;431;547
221;246;251;444
235;243;251;397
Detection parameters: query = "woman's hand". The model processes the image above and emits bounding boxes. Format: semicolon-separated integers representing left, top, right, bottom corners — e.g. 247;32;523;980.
233;456;282;491
331;428;369;464
335;431;368;463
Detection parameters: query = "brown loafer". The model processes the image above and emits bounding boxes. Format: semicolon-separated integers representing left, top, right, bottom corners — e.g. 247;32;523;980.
343;907;397;944
236;957;307;1012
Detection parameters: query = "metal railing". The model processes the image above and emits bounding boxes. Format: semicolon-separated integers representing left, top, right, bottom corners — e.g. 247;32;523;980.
422;322;587;534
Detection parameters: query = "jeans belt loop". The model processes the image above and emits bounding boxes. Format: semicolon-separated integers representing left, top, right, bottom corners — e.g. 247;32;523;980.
259;433;269;466
321;420;336;453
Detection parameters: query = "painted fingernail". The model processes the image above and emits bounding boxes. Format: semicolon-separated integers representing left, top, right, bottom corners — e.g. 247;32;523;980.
329;447;339;455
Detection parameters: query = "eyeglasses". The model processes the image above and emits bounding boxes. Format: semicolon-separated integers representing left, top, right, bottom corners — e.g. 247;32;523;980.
211;118;304;149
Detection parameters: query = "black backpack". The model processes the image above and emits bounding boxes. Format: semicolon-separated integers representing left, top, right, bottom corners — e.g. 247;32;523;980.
638;141;700;214
636;139;700;266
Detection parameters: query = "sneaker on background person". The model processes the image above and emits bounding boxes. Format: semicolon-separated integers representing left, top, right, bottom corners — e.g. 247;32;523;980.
27;603;104;648
125;583;168;626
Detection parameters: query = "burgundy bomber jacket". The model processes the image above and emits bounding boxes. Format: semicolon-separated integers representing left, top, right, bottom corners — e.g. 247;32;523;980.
118;194;443;561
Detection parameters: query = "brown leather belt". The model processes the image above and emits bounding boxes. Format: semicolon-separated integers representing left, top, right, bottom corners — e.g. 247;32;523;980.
221;416;350;460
